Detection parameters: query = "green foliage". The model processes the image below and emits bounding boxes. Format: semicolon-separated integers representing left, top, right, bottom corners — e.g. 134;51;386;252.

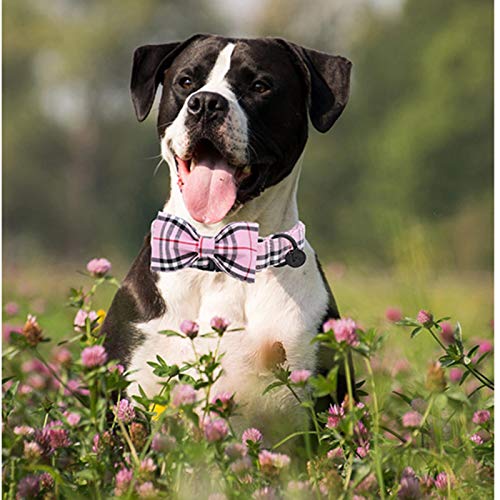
3;0;493;273
2;263;495;498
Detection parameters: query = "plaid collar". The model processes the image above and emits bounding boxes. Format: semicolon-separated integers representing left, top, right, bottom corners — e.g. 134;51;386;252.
150;212;306;283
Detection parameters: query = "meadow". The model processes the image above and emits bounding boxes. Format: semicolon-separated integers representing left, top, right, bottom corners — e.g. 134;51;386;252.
2;257;493;498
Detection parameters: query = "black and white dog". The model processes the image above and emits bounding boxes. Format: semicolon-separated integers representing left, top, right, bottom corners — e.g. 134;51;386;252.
103;34;352;437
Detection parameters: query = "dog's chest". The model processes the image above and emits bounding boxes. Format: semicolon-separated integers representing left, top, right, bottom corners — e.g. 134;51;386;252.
127;243;328;430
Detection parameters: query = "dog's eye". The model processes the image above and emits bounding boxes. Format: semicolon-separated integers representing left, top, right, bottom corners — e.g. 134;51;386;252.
178;77;193;90
251;80;271;94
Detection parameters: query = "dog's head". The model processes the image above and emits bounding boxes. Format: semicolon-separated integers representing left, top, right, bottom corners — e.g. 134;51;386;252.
131;34;351;225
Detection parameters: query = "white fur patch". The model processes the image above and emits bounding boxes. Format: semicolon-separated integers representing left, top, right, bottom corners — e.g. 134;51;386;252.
161;42;248;202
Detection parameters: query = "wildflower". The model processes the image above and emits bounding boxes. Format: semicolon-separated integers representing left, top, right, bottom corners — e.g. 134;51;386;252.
3;323;22;342
86;257;112;277
258;450;291;475
52;347;72;366
439;322;454;344
402;411;422;428
326;403;345;429
472;409;490;425
253;486;279;500
354;420;369;437
21;358;50;375
225;442;247;459
130;422;148;449
64;379;90;396
470;433;484;445
92;434;101;453
81;345;107;368
211;392;235;413
73;309;99;332
392;359;411;376
17;475;40;499
4;301;19;316
14;426;34;436
210;316;230;334
18;384;33;395
171;383;196;407
24;441;43;460
416;310;433;327
34;423;70;455
22;314;44;346
289;369;311;384
449;368;463;383
398;467;421;499
136;481;158;498
420;474;434;491
64;411;81;426
27;374;46;390
116;399;136;423
434;472;449;491
151;433;176;453
139;458;157;475
425;361;446;392
47;426;71;450
323;318;359;346
114;468;134;496
230;456;252;474
478;340;493;354
39;472;54;491
180;319;199;339
356;442;370;458
204;419;229;442
109;363;125;375
327;447;344;461
385;307;403;322
242;427;263;446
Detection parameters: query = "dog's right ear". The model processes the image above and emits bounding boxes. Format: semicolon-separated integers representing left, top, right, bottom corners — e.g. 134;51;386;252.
130;34;203;122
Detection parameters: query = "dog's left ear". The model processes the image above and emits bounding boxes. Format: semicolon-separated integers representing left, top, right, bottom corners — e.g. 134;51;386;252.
130;34;204;122
276;40;352;133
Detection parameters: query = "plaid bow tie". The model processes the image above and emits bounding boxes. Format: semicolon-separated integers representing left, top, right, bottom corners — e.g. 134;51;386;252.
150;212;306;283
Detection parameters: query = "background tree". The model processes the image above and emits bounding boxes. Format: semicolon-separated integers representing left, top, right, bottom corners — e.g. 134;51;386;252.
3;0;493;272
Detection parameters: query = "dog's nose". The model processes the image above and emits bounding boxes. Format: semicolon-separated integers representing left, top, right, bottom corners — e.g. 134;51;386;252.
187;92;229;122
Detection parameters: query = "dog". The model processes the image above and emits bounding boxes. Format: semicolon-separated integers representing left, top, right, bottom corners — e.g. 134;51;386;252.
102;34;352;438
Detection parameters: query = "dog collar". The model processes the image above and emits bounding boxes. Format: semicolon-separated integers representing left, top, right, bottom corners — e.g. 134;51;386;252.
150;212;306;283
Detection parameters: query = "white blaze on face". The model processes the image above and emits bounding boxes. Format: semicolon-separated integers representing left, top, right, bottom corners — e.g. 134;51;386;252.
160;42;250;226
161;42;248;190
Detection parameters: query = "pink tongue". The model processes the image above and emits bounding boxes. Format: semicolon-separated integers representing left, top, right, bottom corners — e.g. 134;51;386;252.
182;157;237;224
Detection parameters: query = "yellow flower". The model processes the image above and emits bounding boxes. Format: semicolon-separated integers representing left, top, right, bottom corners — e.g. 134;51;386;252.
150;404;167;421
96;309;106;325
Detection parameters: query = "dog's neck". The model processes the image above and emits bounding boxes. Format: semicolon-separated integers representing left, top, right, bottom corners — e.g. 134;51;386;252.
163;157;303;237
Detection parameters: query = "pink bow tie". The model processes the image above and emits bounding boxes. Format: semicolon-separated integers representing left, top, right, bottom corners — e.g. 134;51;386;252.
150;212;306;283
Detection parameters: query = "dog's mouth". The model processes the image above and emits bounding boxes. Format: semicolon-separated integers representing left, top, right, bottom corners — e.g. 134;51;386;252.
175;139;260;224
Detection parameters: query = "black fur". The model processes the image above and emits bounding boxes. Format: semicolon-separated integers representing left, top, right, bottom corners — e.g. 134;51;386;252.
314;255;356;409
102;235;164;366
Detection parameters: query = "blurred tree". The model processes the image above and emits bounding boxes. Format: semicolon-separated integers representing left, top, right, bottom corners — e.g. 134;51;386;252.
4;0;227;261
3;0;493;272
255;0;492;270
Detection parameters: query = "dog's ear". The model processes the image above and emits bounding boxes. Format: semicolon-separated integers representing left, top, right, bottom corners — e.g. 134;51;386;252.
130;34;204;122
276;40;352;133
